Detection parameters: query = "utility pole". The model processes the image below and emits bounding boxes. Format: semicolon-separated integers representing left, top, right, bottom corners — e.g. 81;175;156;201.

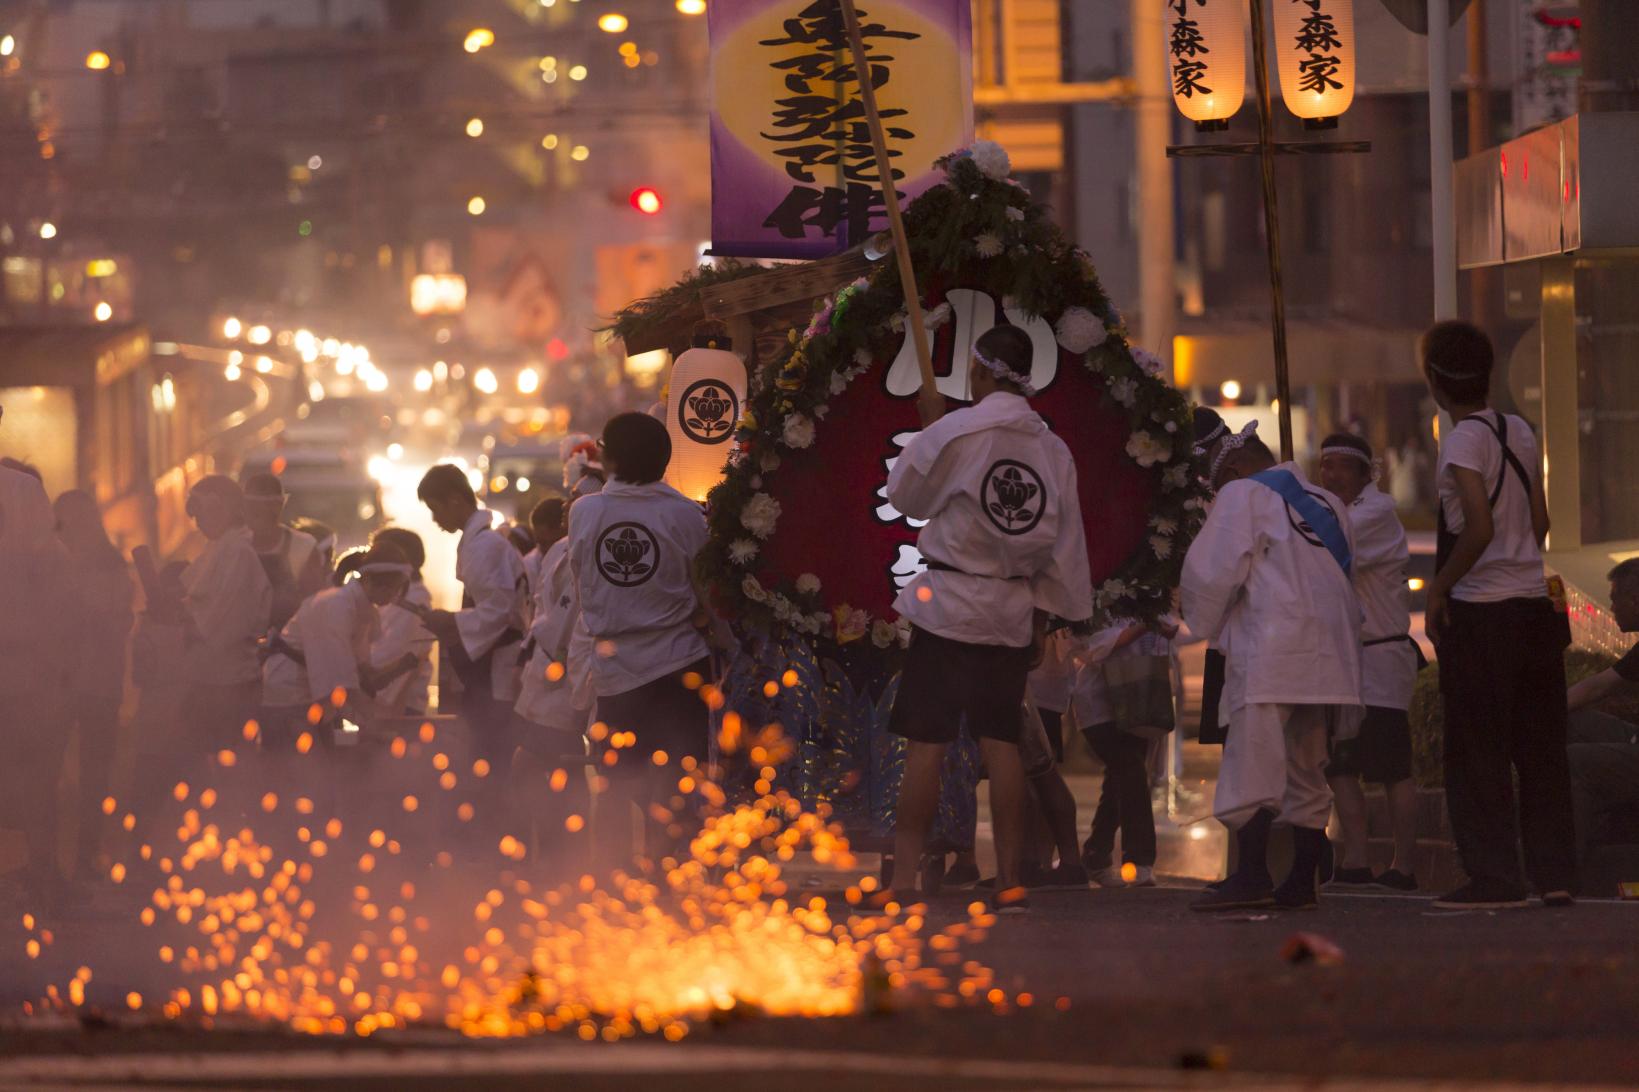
1465;0;1495;336
1428;0;1457;320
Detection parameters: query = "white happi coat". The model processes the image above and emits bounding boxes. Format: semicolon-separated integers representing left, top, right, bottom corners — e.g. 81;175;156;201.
1180;462;1362;715
181;526;272;686
0;464;72;698
568;479;709;699
887;392;1093;647
1348;483;1417;712
454;509;529;700
372;580;433;715
262;579;379;707
515;537;587;732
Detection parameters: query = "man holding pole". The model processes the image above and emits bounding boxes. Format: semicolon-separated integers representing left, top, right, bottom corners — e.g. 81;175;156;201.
883;326;1094;911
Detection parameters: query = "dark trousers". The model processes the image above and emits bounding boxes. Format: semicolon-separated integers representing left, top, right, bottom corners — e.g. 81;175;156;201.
1438;596;1576;893
1082;721;1157;867
1567;710;1639;865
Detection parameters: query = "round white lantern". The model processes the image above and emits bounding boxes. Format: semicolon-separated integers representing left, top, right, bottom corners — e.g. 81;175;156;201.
1272;0;1355;128
1167;0;1248;132
664;346;747;503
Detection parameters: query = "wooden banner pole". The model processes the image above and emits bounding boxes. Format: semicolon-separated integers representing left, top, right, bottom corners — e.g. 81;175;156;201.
1248;0;1295;462
837;0;937;397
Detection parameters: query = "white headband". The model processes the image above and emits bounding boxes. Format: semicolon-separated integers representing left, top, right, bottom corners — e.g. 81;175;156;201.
1209;421;1260;484
359;562;412;576
1320;444;1373;466
974;349;1036;396
1193;418;1228;457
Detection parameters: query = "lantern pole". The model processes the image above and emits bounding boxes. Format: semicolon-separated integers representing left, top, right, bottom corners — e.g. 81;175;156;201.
838;0;938;398
1247;0;1294;462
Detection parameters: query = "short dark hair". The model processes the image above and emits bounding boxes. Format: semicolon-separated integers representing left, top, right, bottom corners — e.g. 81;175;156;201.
371;526;425;572
242;471;284;498
974;325;1034;390
333;546;369;585
601;412;671;484
1320;432;1373;461
530;496;566;530
0;456;42;481
1240;436;1275;464
1609;558;1639;590
417;462;475;505
1420;320;1493;405
190;473;246;522
1193;406;1227;446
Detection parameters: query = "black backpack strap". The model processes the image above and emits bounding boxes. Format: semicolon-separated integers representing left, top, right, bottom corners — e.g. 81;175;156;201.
1454;413;1531;509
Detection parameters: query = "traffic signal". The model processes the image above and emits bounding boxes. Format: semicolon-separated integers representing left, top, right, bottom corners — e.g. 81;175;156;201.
629;187;663;215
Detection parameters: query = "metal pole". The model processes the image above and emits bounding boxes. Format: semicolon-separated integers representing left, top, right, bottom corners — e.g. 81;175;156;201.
838;0;937;396
1132;0;1175;374
1247;0;1294;461
1428;0;1457;318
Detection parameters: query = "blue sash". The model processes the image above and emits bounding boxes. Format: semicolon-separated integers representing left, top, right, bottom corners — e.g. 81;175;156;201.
1249;469;1352;576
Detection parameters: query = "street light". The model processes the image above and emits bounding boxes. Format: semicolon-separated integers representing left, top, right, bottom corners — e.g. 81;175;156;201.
597;13;629;33
630;187;663;215
466;117;484;138
463;28;495;53
38;221;57;240
467;196;487;216
85;50;111;70
0;35;15;57
676;0;706;14
94;301;112;322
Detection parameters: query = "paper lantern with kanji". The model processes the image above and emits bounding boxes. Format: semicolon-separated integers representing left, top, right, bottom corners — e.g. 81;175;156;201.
1166;0;1247;131
664;347;747;503
1273;0;1355;128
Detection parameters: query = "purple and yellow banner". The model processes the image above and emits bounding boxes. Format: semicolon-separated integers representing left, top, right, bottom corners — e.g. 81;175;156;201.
707;0;973;259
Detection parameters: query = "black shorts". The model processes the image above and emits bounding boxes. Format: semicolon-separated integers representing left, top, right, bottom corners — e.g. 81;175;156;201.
1329;706;1413;785
889;626;1031;746
594;658;712;778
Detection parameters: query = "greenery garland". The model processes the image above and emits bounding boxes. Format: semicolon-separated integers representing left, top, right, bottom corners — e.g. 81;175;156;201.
697;142;1210;646
601;258;768;352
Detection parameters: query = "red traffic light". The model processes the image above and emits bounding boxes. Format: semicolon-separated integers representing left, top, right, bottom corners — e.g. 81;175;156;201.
629;187;663;215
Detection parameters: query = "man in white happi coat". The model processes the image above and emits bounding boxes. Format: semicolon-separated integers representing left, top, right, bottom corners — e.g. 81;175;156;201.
178;475;273;744
1318;432;1422;891
261;541;417;735
416;464;529;775
1182;435;1363;911
884;325;1094;911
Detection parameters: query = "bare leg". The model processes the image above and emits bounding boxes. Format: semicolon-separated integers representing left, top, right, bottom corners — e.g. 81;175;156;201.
1385;777;1419;875
1029;767;1080;869
1328;774;1370;870
889;741;949;892
980;738;1028;892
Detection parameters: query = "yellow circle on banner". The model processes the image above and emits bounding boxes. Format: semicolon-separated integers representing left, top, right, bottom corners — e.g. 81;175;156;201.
712;2;965;187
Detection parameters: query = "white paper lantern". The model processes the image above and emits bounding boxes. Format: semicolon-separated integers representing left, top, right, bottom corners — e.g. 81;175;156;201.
664;347;747;503
1166;0;1247;131
1272;0;1355;128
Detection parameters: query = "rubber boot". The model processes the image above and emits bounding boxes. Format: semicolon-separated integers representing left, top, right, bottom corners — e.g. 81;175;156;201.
1274;826;1328;910
1192;809;1275;912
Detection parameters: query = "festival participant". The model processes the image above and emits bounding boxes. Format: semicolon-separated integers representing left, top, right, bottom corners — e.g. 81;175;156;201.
1190;408;1257;750
1074;618;1177;888
368;527;435;717
52;489;135;881
1183;435;1362;912
260;541;416;739
1316;433;1422;891
513;497;591;871
567;413;713;867
524;496;568;603
0;446;75;905
290;517;337;581
1420;320;1575;909
415;465;529;777
177;475;272;744
242;472;326;630
884;325;1094;912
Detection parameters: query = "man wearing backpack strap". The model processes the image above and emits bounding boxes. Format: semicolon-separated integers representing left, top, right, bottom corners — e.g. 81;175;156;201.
1182;434;1364;911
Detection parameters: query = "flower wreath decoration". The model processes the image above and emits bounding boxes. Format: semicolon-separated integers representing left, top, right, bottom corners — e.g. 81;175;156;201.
697;141;1209;649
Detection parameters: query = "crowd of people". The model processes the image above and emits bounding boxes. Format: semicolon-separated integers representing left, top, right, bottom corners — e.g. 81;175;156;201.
0;316;1627;916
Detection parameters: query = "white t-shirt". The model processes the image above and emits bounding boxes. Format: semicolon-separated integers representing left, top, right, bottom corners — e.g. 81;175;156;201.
1437;411;1547;604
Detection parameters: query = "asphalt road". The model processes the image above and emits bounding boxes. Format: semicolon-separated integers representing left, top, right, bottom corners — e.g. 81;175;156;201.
3;886;1635;1090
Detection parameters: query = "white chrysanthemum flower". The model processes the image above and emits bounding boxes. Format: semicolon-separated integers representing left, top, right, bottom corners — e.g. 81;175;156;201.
728;539;759;566
1005;205;1026;222
1149;516;1179;535
1055;306;1108;355
742;574;768;603
1163;463;1192;491
926;301;953;329
1109;377;1138;407
969;139;1012;181
1099;579;1129;602
795;573;821;596
975;233;1004;258
1125;430;1171;468
741;492;782;539
854;347;873;368
1132;348;1166;377
830;371;851;396
1150;535;1173;560
782;413;816;449
870;619;899;649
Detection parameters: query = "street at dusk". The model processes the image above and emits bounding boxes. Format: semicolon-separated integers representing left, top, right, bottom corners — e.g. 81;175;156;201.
4;0;1639;1088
